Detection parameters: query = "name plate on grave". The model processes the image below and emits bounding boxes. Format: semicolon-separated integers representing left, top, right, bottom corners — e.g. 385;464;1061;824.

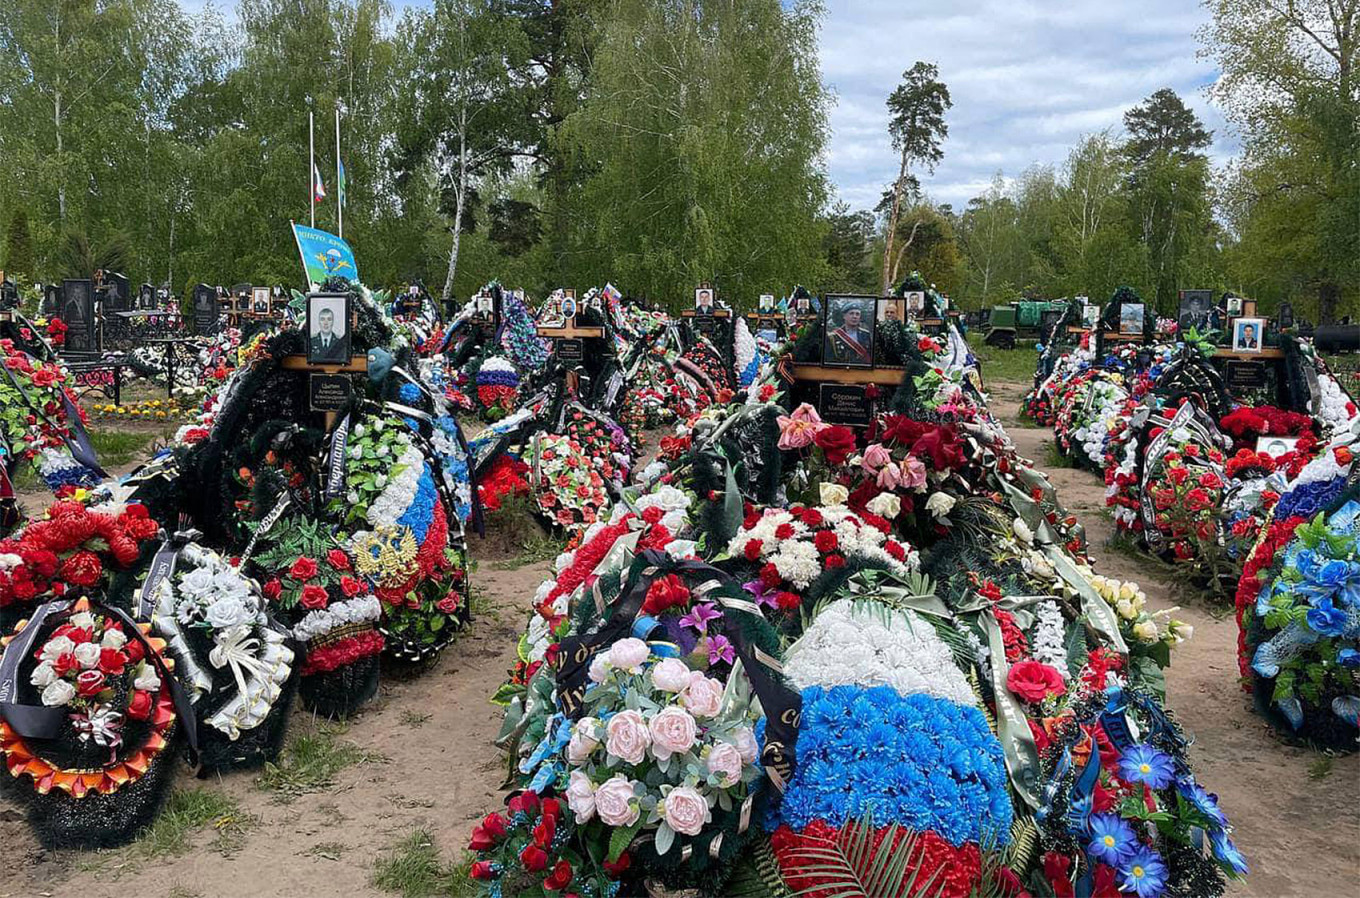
818;383;873;426
1226;360;1267;391
556;338;585;363
310;373;353;411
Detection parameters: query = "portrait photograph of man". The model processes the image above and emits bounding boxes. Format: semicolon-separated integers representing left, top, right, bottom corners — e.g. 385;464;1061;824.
1233;317;1264;352
307;293;351;364
695;286;715;315
823;296;875;367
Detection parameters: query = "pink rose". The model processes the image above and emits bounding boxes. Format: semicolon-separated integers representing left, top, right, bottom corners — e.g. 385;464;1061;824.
648;706;697;760
607;637;650;673
876;461;903;490
776;403;825;450
733;727;758;764
662;785;710;836
567;718;601;765
605;709;650;764
680;672;724;718
705;742;744;787
900;456;927;489
588;654;610;683
594;774;640;827
565;770;596;823
861;443;892;473
650;658;691;693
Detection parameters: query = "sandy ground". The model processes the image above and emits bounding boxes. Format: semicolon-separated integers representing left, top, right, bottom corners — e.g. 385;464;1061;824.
1;384;1357;898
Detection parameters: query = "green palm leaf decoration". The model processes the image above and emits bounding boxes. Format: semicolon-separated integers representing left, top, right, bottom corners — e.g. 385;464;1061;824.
777;816;940;898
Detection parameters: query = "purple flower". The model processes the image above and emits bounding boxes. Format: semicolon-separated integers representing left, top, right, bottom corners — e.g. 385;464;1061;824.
707;634;735;665
679;602;722;634
744;579;778;609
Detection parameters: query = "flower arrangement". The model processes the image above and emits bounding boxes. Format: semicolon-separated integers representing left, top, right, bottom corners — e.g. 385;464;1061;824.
524;428;616;535
0;500;159;617
479;453;531;513
142;542;295;769
467;790;622;898
0;340;101;493
476;356;521;420
0;598;183;848
1246;503;1360;748
1140;423;1230;580
522;638;763;876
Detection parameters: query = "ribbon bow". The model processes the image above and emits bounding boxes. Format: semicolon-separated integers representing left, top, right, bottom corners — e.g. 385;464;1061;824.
209;625;269;700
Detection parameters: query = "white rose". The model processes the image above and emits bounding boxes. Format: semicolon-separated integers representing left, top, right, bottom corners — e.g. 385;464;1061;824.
1118;583;1138;601
1116;599;1135;620
41;679;77;707
1133;620;1158;642
73;642;102;669
650;658;692;693
733;726;759;764
818;483;849;507
29;662;57;687
101;628;128;650
1012;518;1034;545
39;636;74;663
925;492;956;520
865;493;902;519
565;770;596;823
133;664;162;692
567;718;601;765
69;612;95;631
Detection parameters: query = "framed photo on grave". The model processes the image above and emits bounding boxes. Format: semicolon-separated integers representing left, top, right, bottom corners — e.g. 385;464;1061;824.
1231;317;1264;353
306;293;352;365
822;295;875;368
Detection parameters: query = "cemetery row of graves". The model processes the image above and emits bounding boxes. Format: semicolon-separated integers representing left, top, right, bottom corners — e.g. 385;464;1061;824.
0;254;1355;897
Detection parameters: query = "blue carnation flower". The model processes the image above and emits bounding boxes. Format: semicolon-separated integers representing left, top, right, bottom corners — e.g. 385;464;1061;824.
1118;744;1175;789
1119;845;1169;898
1176;778;1228;830
1087;813;1137;865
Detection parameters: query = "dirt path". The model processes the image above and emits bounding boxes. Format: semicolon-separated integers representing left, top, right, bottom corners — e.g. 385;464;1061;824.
986;380;1360;898
1;390;1357;898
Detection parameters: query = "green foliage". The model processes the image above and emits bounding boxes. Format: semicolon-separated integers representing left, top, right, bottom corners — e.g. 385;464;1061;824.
129;787;256;860
372;829;473;898
256;722;381;801
3;208;34;279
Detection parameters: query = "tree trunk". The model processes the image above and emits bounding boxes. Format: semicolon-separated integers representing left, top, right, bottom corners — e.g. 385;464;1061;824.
888;218;924;286
881;153;909;294
1318;280;1339;324
442;113;468;304
54;10;65;225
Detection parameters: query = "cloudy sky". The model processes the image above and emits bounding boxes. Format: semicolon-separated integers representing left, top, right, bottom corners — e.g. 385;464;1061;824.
818;0;1237;211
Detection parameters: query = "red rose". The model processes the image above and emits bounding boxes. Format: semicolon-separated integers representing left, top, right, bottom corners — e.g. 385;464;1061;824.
533;812;556;848
327;549;351;571
540;798;561;820
481;812;509;837
53;651;79;677
435;595;461;614
508;791;540;816
469;861;497;881
543;860;573;891
743;539;764;562
340;576;364;597
813;530;839;554
75;669;106;697
126;689;154;721
123;639;146;664
1166;466;1189;485
289;556;319;580
469;823;500;851
32;367;57;387
97;647;126;675
813;425;857;466
300;584;329;610
519;844;548;872
1006;660;1066;703
641;573;691;615
262;578;282;600
59;550;103;588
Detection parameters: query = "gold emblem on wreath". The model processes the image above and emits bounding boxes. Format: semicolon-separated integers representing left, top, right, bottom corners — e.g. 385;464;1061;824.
352;526;419;585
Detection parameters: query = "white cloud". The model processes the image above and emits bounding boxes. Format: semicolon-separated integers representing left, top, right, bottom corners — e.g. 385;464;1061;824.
817;0;1237;210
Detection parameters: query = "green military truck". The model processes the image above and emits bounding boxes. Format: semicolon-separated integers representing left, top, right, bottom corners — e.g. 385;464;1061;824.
983;299;1071;349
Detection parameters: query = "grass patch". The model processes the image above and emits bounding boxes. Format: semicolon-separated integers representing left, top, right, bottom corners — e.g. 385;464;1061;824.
1044;441;1075;469
400;710;432;728
256;722;380;802
372;829;473;898
303;840;349;861
129;787;256;860
1308;755;1334;780
90;429;160;466
492;533;563;570
967;332;1041;385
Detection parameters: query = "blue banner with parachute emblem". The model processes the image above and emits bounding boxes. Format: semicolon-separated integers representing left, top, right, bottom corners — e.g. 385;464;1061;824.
291;222;359;289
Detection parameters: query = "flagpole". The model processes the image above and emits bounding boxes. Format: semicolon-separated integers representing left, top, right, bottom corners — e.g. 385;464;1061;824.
309;110;316;228
335;106;342;239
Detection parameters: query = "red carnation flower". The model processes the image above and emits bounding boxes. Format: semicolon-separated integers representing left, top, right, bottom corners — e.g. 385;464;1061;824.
814;530;839;554
743;538;764;562
759;563;782;589
642;573;691;615
59;550;103;589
